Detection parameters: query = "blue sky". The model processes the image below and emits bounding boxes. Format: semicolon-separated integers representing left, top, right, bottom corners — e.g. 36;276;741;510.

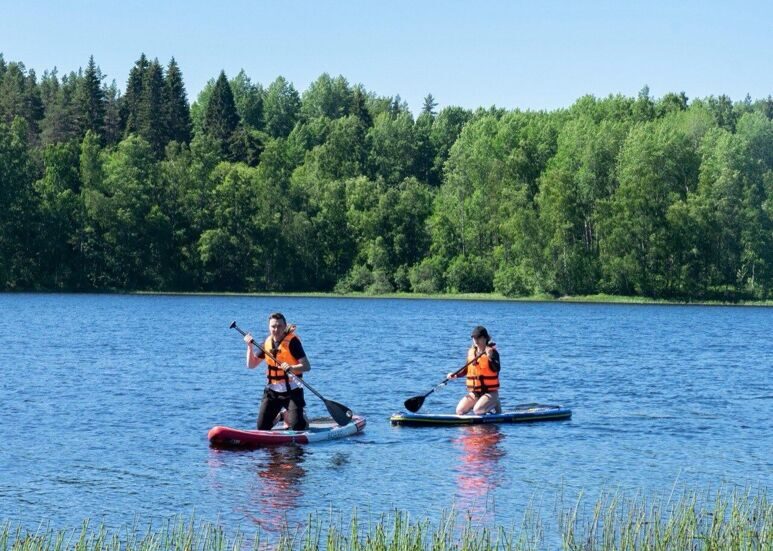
2;0;771;114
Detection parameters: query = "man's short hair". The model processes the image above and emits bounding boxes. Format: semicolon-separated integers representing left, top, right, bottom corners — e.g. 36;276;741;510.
268;312;287;324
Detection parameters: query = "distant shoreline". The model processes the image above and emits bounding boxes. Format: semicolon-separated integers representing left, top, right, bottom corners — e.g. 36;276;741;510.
125;290;771;307
4;289;771;306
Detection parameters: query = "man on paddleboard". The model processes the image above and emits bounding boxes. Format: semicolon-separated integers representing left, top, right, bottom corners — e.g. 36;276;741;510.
447;325;502;415
243;312;311;430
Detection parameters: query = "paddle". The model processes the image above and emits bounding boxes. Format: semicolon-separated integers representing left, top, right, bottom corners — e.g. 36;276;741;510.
229;321;354;426
403;351;486;413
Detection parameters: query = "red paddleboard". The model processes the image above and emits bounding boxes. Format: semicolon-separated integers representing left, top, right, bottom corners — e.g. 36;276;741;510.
208;416;366;448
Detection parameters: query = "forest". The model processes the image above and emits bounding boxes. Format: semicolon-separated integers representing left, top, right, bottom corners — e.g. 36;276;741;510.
1;53;771;299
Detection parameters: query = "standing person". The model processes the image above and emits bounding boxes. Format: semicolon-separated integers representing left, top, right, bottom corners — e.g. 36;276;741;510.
244;312;311;430
448;325;501;415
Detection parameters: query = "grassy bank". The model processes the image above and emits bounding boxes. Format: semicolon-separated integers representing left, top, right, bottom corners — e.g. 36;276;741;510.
138;289;773;307
2;488;770;550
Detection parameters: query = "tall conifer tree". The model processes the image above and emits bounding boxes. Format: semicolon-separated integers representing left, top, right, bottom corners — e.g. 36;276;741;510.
163;58;192;144
139;59;165;155
102;80;122;145
122;54;149;135
202;71;239;147
75;55;106;139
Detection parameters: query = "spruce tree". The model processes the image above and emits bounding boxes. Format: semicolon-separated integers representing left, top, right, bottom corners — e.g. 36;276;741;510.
138;59;165;155
202;70;240;147
122;54;149;135
75;55;106;139
163;58;192;144
102;80;122;145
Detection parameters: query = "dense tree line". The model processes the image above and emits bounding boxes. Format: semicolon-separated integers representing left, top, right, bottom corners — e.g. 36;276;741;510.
1;54;771;299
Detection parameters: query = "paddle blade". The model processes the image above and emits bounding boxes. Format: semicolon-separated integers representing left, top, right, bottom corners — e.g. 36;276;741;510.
403;395;425;413
325;399;354;426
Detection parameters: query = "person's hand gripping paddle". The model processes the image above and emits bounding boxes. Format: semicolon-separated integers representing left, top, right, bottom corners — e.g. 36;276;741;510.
403;351;485;413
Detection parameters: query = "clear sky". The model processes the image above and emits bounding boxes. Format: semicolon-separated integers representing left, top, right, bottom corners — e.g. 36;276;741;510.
2;0;771;114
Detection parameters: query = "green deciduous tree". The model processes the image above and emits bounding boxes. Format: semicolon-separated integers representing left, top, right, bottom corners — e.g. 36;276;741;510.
0;118;37;288
264;76;301;138
34;140;82;288
81;135;166;288
598;118;700;297
301;73;352;120
230;70;264;131
537;117;629;294
367;111;416;186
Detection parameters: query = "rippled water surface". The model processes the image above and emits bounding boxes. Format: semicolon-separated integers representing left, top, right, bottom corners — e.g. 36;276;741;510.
0;294;770;536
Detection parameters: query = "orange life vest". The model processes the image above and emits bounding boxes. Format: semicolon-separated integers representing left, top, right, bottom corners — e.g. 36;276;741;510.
466;345;499;394
263;331;302;389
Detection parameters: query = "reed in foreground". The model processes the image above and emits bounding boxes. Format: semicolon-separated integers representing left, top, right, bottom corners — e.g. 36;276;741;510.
560;487;771;550
1;488;770;550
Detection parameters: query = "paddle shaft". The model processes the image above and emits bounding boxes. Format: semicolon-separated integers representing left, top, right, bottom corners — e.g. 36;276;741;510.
427;350;486;397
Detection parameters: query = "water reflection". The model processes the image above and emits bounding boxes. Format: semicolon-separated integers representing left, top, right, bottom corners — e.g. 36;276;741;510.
452;425;506;519
244;445;307;532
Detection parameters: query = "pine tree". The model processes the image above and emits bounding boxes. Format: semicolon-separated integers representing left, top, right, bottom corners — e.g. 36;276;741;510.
163;58;192;144
422;93;437;116
40;71;80;145
0;61;43;141
202;71;240;147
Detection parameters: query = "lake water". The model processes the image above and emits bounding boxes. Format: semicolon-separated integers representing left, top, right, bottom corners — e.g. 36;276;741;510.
0;294;770;541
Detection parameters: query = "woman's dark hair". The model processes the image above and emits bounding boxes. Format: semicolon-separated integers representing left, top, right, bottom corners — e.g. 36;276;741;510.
470;325;490;341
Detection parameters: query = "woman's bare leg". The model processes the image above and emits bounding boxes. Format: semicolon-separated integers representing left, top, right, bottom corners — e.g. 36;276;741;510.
473;391;501;414
456;393;477;414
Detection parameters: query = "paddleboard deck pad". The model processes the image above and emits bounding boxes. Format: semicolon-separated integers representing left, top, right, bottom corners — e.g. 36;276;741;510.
208;416;366;448
390;404;571;426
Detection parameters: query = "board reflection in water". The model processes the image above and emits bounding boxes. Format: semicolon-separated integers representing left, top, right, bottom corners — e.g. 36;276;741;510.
452;425;506;521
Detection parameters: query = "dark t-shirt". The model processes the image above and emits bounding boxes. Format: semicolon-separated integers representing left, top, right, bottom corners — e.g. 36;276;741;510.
488;348;501;372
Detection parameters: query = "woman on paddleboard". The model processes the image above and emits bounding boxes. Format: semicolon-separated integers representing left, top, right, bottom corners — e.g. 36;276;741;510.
447;325;501;415
243;312;311;430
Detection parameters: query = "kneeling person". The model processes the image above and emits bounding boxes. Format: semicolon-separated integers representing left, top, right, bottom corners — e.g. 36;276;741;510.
244;312;311;430
448;325;501;415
